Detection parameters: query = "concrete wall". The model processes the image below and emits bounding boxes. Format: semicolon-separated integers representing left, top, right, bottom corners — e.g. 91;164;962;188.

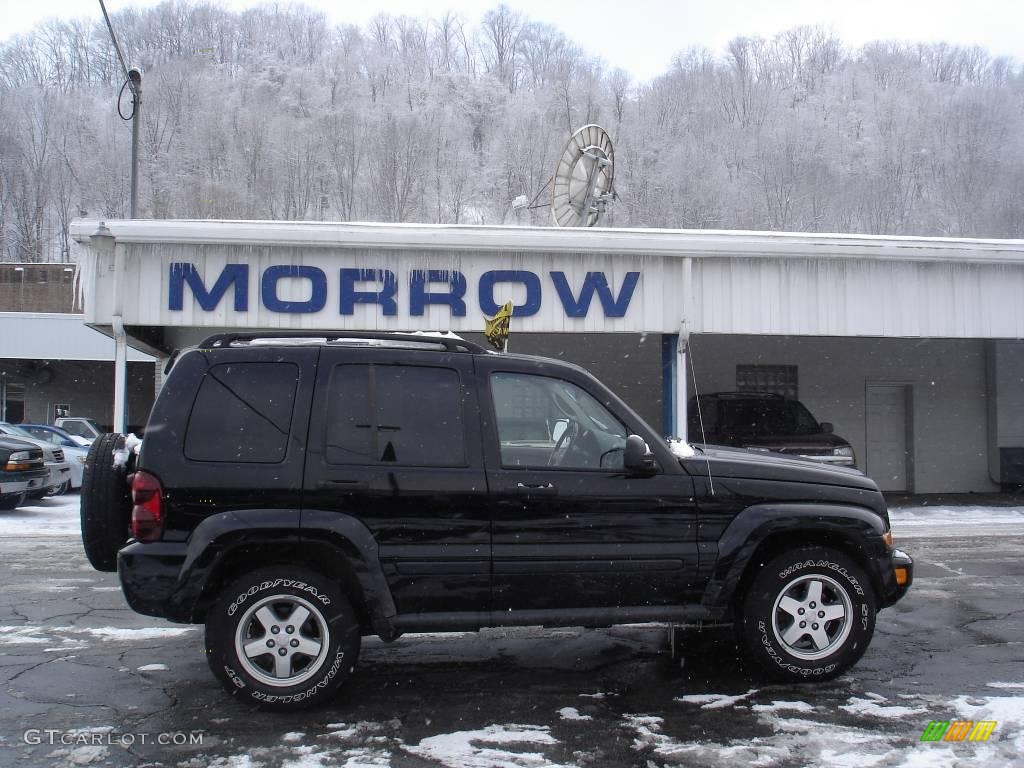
0;361;155;430
689;335;997;494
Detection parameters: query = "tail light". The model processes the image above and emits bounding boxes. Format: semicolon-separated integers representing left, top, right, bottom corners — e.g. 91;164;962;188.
130;471;164;541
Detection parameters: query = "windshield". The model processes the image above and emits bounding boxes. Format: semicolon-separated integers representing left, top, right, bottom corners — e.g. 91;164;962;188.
719;400;821;436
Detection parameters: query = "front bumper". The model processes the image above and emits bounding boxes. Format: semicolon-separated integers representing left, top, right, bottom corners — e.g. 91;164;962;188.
0;471;48;496
43;462;72;492
876;547;914;608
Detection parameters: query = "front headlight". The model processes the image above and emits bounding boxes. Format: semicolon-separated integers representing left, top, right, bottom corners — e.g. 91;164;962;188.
832;446;855;458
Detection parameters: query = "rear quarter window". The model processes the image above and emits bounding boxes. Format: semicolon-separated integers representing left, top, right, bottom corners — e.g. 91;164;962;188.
184;362;298;463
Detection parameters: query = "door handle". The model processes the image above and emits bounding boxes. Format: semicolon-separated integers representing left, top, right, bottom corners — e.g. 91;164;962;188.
319;479;368;490
513;482;557;495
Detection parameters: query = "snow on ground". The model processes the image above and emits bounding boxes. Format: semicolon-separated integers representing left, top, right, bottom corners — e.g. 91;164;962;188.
557;707;592;721
675;689;757;709
750;700;816;714
0;624;197;650
401;724;569;768
838;695;927;718
889;504;1024;537
0;493;81;536
18;688;1023;768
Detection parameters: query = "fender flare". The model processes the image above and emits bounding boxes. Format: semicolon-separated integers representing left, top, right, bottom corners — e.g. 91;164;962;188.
701;503;888;612
173;509;397;637
300;508;399;637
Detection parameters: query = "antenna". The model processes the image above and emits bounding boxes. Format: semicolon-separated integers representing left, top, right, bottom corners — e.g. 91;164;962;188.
551;124;616;227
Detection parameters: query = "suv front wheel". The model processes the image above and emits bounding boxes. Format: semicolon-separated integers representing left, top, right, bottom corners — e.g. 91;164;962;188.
206;567;361;710
737;546;876;681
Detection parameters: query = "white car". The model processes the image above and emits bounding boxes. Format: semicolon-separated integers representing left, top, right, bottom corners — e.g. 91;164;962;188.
0;424;73;496
17;425;90;489
54;417;106;445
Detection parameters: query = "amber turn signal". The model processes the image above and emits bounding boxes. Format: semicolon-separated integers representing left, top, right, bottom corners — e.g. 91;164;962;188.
894;566;909;586
883;530;894;548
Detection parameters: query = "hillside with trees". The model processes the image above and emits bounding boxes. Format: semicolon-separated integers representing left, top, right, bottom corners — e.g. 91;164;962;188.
1;1;1021;262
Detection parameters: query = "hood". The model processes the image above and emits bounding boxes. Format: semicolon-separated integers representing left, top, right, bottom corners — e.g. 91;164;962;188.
729;432;849;451
683;444;877;491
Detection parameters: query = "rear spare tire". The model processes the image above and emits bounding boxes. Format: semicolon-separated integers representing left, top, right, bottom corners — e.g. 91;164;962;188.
80;433;133;572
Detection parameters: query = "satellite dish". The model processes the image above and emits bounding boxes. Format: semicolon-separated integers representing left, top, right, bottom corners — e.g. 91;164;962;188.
551;124;615;227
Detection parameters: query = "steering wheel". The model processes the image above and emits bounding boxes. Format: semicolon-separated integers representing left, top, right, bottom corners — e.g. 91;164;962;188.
548;419;579;466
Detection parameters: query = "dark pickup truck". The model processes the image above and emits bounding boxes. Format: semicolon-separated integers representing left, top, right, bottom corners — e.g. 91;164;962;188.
0;436;49;509
80;332;913;710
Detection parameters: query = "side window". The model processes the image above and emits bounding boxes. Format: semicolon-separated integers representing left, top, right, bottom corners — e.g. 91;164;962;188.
325;364;465;467
491;373;627;470
184;362;298;463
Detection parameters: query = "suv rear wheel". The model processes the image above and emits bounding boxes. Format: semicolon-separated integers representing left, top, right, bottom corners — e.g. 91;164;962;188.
205;567;361;711
737;546;876;681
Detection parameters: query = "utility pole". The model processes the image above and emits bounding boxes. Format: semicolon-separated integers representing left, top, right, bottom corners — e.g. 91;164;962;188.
128;67;141;218
98;1;139;431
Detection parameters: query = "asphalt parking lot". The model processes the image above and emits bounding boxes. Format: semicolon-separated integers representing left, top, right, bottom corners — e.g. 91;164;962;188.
0;495;1022;767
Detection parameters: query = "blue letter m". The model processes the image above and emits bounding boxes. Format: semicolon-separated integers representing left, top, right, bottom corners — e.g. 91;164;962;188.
169;263;249;312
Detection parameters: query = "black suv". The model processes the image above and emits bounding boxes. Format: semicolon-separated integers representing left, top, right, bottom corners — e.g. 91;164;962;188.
81;332;912;710
688;392;857;467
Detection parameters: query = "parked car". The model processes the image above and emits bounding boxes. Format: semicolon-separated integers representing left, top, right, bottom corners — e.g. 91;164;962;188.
0;423;73;496
18;425;90;489
688;392;857;467
54;417;106;444
80;331;912;710
21;423;90;448
0;436;49;510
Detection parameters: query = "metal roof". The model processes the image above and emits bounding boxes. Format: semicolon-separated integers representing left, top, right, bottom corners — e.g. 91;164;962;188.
0;313;156;362
68;219;1024;265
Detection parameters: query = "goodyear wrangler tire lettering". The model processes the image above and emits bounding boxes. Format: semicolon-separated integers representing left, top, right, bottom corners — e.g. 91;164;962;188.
227;579;330;617
738;546;876;683
206;567;360;711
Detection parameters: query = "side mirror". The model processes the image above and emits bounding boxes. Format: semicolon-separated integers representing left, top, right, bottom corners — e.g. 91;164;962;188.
820;422;834;434
624;434;657;474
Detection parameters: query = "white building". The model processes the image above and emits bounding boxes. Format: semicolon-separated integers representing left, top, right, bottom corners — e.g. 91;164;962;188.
70;219;1024;494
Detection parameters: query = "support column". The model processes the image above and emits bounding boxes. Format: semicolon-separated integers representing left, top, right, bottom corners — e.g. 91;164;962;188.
113;316;127;433
676;328;689;442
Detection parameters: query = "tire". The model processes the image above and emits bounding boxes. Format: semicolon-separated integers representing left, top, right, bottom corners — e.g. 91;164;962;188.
205;567;361;711
48;480;70;497
736;546;876;681
0;493;25;511
80;433;133;572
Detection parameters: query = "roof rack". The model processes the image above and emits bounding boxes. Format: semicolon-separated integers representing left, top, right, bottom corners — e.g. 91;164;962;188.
196;331;486;354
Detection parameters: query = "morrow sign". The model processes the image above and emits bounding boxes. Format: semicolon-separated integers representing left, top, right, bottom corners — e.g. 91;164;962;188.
168;263;641;319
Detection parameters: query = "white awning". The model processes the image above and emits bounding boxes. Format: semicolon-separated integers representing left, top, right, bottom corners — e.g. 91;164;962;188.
0;313;156;362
